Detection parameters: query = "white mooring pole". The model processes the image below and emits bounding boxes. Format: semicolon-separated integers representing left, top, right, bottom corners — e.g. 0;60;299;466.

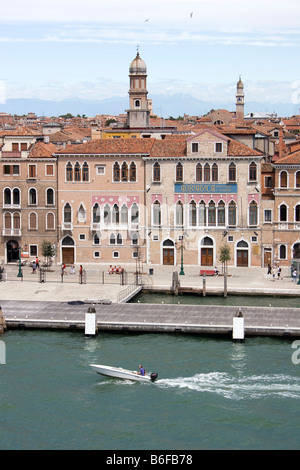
232;308;245;341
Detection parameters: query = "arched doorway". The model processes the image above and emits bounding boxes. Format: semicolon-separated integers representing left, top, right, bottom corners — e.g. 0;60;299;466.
7;239;19;263
162;239;175;265
201;236;214;266
61;236;75;265
293;243;300;259
236;240;249;267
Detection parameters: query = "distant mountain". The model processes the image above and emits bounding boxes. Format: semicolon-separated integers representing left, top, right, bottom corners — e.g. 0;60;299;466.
0;94;297;119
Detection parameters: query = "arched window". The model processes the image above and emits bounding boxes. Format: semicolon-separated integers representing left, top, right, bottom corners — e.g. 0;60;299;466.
198;201;206;226
13;212;20;229
93;203;100;224
29;188;37;205
212;163;218;182
77;203;86;223
46;188;54;205
249;162;257;181
116;233;123;245
249;201;258;226
176;162;183;182
4;188;11;205
121;162;128;182
46;212;55;230
4;212;11;229
109;233;116;245
196;163;202;182
64;203;72;223
12;188;20;205
208;201;216;226
131;203;139;224
82;162;89;182
131;233;138;245
279;245;287;259
295;204;300;222
176;201;184;227
153;162;161;182
29;212;37;230
153;201;161;226
279;204;287;222
204;163;210;182
135;99;141;108
93;233;100;245
112;204;119;224
113;162;120;182
280;171;288;188
74;162;81;182
66;162;73;181
130;162;136;182
229;162;236;182
62;235;74;246
121;204;128;224
296;171;300;188
217;201;225;226
189;200;196;227
228;201;237;226
104;204;111;225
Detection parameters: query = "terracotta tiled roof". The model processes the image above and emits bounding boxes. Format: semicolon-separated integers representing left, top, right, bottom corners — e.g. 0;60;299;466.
0;127;43;136
150;139;187;158
28;142;58;158
55;138;155;155
275;150;300;165
227;138;262;157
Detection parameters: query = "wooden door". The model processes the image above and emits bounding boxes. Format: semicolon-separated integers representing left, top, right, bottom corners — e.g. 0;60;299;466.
62;247;74;265
201;248;213;266
237;250;248;267
163;248;174;265
264;250;272;267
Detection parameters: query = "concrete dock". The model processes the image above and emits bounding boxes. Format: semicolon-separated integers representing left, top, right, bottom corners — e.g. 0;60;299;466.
1;264;300;337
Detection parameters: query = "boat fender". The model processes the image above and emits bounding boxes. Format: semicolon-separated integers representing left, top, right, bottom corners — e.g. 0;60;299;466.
150;372;158;383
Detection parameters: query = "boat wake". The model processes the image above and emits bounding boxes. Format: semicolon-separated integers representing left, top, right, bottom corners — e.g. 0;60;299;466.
157;372;300;400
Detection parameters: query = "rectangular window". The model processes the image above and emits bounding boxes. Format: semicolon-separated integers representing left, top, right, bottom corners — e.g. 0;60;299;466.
12;143;19;151
3;165;11;175
215;143;223;152
46;164;54;176
20;143;28;151
96;165;106;175
264;176;272;188
264;209;272;223
192;143;198;153
29;244;38;257
13;165;20;175
28;164;37;179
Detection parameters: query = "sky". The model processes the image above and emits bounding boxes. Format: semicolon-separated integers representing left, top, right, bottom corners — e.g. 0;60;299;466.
1;0;300;115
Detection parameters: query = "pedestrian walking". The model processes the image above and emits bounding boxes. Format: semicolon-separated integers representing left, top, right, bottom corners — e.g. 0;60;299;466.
32;261;37;273
277;266;281;280
293;269;298;283
267;263;272;275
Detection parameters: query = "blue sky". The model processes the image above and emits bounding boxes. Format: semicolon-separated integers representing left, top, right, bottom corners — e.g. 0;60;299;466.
1;0;300;114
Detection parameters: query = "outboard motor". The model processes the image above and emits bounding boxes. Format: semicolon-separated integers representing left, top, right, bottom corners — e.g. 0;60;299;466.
150;372;158;383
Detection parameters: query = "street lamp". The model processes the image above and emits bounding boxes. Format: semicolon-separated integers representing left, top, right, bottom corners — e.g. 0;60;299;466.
176;237;185;276
17;244;23;278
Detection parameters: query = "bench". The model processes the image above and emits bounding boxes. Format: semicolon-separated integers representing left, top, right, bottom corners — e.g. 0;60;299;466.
199;270;215;276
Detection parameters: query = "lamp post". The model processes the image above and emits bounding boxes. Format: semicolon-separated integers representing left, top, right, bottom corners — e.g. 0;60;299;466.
17;244;23;278
177;237;185;276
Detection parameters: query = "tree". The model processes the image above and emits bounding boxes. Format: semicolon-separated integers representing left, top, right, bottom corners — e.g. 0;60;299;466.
219;244;231;274
41;241;56;269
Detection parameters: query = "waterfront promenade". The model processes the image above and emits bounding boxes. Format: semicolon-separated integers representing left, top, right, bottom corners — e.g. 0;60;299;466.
1;263;300;338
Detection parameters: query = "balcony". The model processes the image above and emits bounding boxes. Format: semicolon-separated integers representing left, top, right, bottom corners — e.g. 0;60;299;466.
2;228;21;236
90;222;101;232
61;222;73;231
2;151;22;158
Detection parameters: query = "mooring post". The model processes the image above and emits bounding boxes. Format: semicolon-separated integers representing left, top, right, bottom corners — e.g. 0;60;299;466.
224;272;227;298
203;274;206;297
232;308;245;341
85;307;98;337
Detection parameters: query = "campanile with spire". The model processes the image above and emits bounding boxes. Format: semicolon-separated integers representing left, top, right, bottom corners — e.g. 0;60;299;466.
126;50;150;128
236;76;245;119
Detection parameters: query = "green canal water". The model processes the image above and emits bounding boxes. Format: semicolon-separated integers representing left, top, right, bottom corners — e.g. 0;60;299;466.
131;291;300;308
0;329;300;450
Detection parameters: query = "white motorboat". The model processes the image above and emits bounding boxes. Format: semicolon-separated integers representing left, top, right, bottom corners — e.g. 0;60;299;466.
90;364;158;383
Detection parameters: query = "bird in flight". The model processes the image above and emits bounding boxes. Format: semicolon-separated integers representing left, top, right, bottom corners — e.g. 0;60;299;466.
190;12;193;18
145;18;149;22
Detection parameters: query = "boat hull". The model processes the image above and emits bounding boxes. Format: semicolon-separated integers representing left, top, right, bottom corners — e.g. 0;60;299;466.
90;364;157;383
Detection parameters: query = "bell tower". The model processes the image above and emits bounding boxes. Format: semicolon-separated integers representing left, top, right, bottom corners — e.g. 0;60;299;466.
236;76;245;120
126;51;150;128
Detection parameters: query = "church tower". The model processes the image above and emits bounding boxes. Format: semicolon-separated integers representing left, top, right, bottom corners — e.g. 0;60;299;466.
236;76;245;120
126;51;150;128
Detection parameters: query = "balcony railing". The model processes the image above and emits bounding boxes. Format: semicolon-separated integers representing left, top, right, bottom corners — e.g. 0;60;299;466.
2;151;22;158
61;222;73;231
2;228;21;236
